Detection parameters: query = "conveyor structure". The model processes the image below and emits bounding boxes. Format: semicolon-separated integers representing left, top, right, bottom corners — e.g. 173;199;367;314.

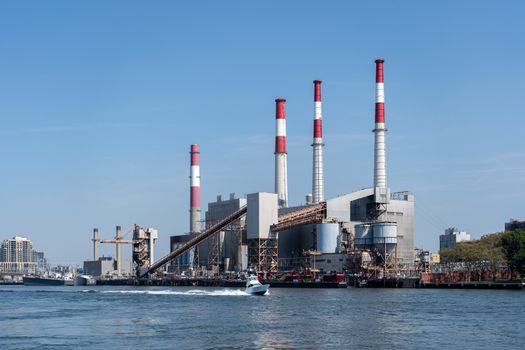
271;202;326;232
142;202;327;278
142;205;248;278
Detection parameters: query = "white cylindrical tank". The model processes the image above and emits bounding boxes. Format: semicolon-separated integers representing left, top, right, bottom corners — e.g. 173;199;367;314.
354;224;373;248
224;258;231;272
316;223;339;254
372;222;397;253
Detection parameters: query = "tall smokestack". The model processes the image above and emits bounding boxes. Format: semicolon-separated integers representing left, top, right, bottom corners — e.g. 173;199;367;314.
92;228;99;261
189;144;200;270
373;58;388;204
116;225;122;275
275;98;288;208
190;144;201;233
312;80;325;204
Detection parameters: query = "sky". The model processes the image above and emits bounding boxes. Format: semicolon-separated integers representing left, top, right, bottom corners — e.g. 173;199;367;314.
0;1;524;264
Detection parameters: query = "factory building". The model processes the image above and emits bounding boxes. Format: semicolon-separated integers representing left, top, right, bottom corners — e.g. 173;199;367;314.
83;256;133;277
201;193;247;271
84;225;157;278
278;189;414;269
278;61;414;271
164;58;415;276
170;193;247;272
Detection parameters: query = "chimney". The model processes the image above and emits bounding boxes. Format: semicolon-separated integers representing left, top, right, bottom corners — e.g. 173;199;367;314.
312;80;325;203
190;144;201;233
116;225;122;275
373;59;389;204
275;98;288;208
92;228;99;261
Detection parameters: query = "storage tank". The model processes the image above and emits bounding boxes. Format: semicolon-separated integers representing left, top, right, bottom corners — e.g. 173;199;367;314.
354;224;373;248
223;258;231;272
316;223;339;253
372;222;397;254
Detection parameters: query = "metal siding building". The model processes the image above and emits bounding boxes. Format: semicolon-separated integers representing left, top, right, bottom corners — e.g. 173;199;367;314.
327;189;415;265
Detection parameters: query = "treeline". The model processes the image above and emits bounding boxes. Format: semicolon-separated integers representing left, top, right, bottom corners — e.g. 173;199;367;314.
440;229;525;281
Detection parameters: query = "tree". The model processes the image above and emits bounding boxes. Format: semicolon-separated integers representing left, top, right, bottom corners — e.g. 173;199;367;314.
501;229;525;279
479;233;506;281
440;242;485;281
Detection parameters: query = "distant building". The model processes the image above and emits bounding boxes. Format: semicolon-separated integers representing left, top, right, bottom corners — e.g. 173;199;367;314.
83;256;132;277
439;228;471;250
505;219;525;232
0;236;37;274
32;251;48;272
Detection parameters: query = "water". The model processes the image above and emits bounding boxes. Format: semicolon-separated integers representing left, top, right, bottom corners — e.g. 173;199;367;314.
0;285;523;349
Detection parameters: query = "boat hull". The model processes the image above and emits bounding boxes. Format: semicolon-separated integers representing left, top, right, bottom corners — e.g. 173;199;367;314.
245;284;269;295
23;277;73;286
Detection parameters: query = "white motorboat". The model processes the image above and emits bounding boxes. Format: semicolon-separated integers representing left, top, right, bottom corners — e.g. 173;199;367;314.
245;275;269;295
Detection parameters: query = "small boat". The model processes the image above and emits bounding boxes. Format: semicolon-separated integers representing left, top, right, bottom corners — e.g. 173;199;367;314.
245;275;269;295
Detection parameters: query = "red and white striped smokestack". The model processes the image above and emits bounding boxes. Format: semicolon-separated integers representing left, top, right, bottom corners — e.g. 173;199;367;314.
275;98;288;208
190;144;201;233
312;80;325;204
373;59;388;203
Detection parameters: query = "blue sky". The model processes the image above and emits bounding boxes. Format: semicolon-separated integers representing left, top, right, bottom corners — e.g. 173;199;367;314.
1;1;524;264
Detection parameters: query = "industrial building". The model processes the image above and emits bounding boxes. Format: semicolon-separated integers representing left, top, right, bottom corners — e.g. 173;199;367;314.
158;59;415;279
83;256;133;278
84;225;158;279
170;193;247;273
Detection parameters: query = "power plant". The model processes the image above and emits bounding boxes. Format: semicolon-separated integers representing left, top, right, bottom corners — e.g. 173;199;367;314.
85;58;415;284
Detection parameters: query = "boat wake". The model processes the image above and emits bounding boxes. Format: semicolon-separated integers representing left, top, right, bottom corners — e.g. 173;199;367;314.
99;289;250;296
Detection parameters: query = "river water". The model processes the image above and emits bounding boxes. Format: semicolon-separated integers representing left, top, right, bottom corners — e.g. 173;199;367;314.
0;285;523;349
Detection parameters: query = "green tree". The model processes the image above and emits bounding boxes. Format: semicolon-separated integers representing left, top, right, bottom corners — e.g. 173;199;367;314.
501;229;525;279
479;233;506;281
440;242;485;281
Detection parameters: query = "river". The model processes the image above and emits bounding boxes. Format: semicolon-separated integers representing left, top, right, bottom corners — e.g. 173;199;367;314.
0;285;523;349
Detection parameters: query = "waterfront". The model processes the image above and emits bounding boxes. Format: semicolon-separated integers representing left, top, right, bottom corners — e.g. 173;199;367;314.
0;286;523;349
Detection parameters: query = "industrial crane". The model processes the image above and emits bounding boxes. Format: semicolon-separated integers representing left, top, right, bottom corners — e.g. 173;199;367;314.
99;226;136;275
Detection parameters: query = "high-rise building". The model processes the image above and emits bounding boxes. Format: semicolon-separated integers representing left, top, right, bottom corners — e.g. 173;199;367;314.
0;236;37;273
439;228;471;250
505;219;525;232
